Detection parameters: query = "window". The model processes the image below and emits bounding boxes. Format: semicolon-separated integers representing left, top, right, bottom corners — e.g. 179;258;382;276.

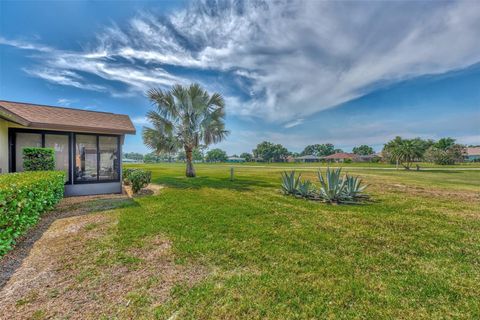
74;134;119;183
45;134;70;181
75;135;98;181
15;132;42;172
99;136;119;180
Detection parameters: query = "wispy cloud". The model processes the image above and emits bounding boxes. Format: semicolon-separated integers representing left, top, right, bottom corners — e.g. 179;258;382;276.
57;98;76;106
24;68;107;92
131;116;150;126
2;1;480;124
284;119;304;129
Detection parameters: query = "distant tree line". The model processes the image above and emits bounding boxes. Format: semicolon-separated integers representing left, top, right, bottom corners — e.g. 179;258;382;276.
127;136;469;167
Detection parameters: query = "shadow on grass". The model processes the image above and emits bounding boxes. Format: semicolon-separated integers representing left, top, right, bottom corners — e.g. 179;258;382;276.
0;196;139;290
152;175;275;191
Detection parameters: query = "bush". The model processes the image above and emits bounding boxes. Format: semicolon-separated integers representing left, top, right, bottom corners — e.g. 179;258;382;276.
122;168;136;185
23;147;55;171
280;169;368;204
344;158;352;164
123;168;151;193
0;171;65;256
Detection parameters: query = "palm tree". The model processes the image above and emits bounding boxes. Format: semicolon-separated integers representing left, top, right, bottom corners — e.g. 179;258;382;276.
143;83;229;177
391;139;424;170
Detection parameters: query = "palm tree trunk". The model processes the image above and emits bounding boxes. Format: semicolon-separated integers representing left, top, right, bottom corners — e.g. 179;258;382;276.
185;148;196;177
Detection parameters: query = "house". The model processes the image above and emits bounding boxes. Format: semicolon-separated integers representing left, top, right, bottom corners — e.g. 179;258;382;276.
464;147;480;162
227;156;246;163
295;155;321;163
323;152;357;163
0;100;136;196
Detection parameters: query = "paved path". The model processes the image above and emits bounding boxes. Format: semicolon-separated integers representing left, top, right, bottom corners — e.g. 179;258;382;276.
217;165;480;171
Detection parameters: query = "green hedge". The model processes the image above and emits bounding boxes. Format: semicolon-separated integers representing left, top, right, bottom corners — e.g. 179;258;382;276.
0;171;65;256
23;147;55;171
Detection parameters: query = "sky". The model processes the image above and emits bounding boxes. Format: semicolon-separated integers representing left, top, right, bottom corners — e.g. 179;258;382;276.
0;0;479;155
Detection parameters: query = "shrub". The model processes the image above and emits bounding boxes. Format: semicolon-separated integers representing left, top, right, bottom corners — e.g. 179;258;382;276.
317;168;368;204
344;158;352;164
280;168;368;204
297;179;314;198
0;171;65;256
22;147;55;171
129;170;152;193
123;168;152;193
281;171;300;195
122;168;137;185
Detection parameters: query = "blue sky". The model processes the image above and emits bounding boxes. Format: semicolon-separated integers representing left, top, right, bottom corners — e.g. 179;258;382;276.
1;0;479;155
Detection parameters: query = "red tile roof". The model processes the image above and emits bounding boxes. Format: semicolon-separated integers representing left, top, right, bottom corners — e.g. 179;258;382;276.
323;152;356;159
0;100;135;135
466;147;480;156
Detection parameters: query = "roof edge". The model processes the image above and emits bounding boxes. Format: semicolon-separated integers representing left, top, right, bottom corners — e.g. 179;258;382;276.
0;105;31;126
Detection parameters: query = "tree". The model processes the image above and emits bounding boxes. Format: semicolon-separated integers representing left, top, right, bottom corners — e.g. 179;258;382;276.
176;150;185;161
123;152;144;161
389;138;424;169
240;152;253;162
192;148;204;162
383;136;431;164
425;138;465;165
206;148;228;162
143;152;161;163
352;145;374;155
434;137;456;150
301;143;335;157
253;141;290;162
143;83;228;177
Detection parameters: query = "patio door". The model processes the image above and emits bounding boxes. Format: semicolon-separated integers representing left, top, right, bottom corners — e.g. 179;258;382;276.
11;130;71;183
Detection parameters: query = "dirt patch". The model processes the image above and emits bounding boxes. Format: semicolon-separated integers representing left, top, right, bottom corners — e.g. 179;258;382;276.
0;194;133;289
0;211;206;319
384;183;480;203
124;183;165;198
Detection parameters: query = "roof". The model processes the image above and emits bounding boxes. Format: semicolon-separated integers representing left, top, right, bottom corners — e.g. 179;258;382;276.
0;100;136;135
323;152;356;159
228;157;245;161
466;147;480;156
295;155;321;160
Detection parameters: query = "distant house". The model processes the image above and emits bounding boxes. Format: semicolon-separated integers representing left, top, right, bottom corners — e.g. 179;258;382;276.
323;152;357;163
0;100;136;196
295;155;321;163
122;158;143;164
227;156;245;163
464;147;480;162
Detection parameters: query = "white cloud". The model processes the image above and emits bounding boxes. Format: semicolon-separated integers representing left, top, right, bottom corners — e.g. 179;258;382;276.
284;119;304;129
57;98;74;106
24;68;107;92
2;1;480;124
132;116;150;126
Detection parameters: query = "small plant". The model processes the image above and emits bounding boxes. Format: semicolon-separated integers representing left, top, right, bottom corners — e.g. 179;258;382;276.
281;171;300;195
317;168;347;203
23;147;55;171
297;179;314;198
344;175;368;199
129;170;152;193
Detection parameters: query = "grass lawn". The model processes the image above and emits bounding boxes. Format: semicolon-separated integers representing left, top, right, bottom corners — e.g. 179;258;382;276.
3;163;479;319
114;163;479;319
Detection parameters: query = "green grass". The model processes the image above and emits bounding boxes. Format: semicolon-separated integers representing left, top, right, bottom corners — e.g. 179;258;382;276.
111;163;479;319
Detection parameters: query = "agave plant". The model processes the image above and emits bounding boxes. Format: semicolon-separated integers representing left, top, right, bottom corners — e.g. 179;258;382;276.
297;179;314;198
317;168;348;203
281;171;300;195
344;175;368;199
